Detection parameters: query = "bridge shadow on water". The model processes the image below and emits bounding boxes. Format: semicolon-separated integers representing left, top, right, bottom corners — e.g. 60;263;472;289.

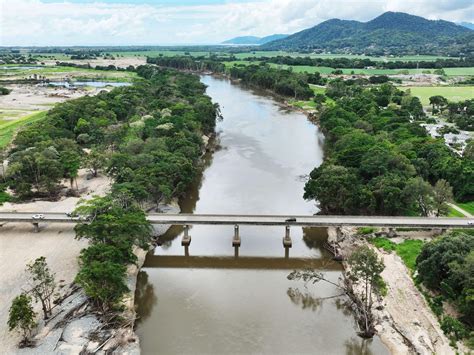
143;254;342;270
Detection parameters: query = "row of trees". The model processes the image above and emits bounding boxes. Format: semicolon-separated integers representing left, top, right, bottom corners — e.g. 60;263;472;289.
227;64;314;100
73;194;152;313
240;55;474;70
147;56;226;73
147;56;315;100
304;80;473;215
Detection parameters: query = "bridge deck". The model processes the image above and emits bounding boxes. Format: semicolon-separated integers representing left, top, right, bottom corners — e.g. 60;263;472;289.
0;212;472;228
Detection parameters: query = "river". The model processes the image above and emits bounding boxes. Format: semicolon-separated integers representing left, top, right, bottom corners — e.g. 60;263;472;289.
134;75;389;354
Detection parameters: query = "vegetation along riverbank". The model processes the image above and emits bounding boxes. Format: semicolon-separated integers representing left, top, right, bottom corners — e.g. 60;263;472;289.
1;65;219;351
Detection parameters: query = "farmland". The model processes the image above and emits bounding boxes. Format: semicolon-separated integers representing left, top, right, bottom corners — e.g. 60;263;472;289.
399;86;474;105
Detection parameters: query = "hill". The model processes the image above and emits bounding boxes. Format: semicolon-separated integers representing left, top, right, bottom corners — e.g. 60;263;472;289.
223;34;288;45
459;22;474;30
261;12;473;55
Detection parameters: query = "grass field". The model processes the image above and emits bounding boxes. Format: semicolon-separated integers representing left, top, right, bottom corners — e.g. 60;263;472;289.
448;207;466;217
399;86;474;105
0;111;47;148
370;237;424;272
455;201;474;215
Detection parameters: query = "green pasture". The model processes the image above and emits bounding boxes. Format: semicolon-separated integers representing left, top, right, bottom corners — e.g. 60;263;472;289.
0;111;47;149
455;201;474;215
398;86;474;105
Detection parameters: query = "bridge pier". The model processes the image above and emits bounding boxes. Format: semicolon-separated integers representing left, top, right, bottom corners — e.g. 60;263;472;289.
232;225;241;247
232;225;241;258
336;226;343;241
387;227;396;238
32;222;40;233
182;225;191;256
283;225;292;258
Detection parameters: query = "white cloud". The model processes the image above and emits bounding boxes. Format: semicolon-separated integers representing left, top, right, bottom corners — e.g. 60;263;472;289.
0;0;473;46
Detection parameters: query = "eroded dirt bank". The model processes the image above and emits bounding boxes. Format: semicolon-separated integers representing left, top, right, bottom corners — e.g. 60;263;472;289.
328;227;454;355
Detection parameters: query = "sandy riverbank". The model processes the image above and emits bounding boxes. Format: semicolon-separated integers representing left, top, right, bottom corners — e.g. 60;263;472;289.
329;227;455;355
0;169;111;353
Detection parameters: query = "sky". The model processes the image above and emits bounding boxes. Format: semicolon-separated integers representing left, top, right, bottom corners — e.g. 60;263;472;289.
1;0;473;46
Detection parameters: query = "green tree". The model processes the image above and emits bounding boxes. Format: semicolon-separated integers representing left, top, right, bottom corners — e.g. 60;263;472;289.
313;93;326;109
432;179;453;217
73;194;152;250
416;232;473;307
288;245;385;338
75;260;128;313
304;163;366;214
25;257;56;320
429;95;448;112
84;149;104;178
79;243;137;266
8;294;37;345
60;148;81;189
7;145;63;198
347;246;385;337
403;177;434;216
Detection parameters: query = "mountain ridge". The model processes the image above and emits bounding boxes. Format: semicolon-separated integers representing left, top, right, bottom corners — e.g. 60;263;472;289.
223;34;288;45
261;12;473;55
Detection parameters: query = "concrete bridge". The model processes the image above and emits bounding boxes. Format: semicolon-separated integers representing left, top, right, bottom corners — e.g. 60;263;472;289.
1;212;472;257
0;212;471;228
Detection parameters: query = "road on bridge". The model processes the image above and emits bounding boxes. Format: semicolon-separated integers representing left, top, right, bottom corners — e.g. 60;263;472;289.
0;212;472;228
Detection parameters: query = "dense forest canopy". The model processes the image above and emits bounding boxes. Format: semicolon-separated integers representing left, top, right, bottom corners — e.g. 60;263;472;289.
5;66;219;204
304;80;473;214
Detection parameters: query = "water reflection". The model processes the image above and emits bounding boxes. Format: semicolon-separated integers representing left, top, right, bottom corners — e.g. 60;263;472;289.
134;271;157;323
287;287;325;312
345;337;379;355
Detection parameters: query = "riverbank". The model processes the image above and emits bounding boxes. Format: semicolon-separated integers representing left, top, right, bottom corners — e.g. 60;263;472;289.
0;169;111;353
328;227;454;354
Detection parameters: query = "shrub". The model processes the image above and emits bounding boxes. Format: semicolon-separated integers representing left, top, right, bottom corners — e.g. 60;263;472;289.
0;87;11;95
8;294;37;345
357;227;376;235
441;316;468;341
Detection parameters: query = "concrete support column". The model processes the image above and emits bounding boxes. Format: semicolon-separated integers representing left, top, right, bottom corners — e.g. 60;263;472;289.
33;222;39;233
283;225;292;258
232;224;241;258
181;225;191;246
232;225;241;247
387;227;396;238
336;226;343;241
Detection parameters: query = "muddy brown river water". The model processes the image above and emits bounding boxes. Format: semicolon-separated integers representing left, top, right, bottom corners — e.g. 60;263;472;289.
134;75;389;354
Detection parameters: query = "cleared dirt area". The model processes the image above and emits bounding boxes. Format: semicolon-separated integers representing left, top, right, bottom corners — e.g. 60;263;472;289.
0;169;111;353
0;84;106;121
